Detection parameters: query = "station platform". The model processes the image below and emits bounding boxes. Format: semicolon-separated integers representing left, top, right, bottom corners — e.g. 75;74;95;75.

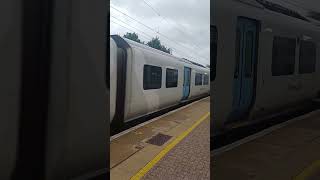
110;97;210;180
212;109;320;180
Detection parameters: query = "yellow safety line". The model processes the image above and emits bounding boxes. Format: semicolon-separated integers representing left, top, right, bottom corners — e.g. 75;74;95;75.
294;160;320;180
130;112;210;180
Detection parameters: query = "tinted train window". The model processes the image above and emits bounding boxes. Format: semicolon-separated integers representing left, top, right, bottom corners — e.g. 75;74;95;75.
299;41;316;74
166;68;178;88
143;65;162;90
203;74;209;85
211;26;218;81
195;73;203;86
272;37;296;76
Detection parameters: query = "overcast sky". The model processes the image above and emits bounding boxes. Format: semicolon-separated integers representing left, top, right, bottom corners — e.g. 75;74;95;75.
110;0;210;66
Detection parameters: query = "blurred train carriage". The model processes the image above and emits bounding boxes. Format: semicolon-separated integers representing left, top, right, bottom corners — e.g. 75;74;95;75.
211;0;320;135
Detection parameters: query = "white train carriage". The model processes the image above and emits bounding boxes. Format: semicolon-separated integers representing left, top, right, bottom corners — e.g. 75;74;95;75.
110;38;117;122
110;35;210;126
212;0;320;134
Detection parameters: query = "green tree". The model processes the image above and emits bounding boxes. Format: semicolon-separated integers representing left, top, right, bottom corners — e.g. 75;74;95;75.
123;32;143;44
147;37;171;54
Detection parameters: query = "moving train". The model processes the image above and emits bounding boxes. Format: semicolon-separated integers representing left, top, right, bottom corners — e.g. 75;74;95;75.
211;0;320;135
110;35;210;129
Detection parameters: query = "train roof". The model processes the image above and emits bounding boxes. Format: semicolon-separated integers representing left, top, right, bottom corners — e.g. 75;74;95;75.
215;0;320;38
110;35;209;70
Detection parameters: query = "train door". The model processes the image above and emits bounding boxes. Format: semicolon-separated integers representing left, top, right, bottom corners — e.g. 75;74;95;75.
231;17;258;120
182;67;191;100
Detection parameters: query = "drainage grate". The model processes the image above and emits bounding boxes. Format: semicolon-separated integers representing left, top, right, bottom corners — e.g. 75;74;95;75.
146;133;172;146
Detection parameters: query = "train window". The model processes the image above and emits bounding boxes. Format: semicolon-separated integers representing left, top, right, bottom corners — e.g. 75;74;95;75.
203;74;209;85
143;65;162;90
272;37;296;76
211;26;218;81
195;73;203;86
166;68;178;88
299;41;316;74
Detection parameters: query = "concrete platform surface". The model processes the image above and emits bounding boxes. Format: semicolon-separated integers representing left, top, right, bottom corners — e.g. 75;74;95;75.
142;117;210;180
110;97;210;180
212;110;320;180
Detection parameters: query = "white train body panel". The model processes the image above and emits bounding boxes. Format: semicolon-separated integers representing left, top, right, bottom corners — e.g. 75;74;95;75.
124;46;183;121
123;39;210;122
189;69;210;98
110;38;117;122
253;24;320;117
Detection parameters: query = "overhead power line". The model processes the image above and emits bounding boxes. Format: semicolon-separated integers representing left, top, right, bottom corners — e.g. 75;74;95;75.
110;19;201;61
110;20;152;41
110;5;209;62
140;0;209;57
110;18;197;60
142;0;162;17
111;15;153;39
